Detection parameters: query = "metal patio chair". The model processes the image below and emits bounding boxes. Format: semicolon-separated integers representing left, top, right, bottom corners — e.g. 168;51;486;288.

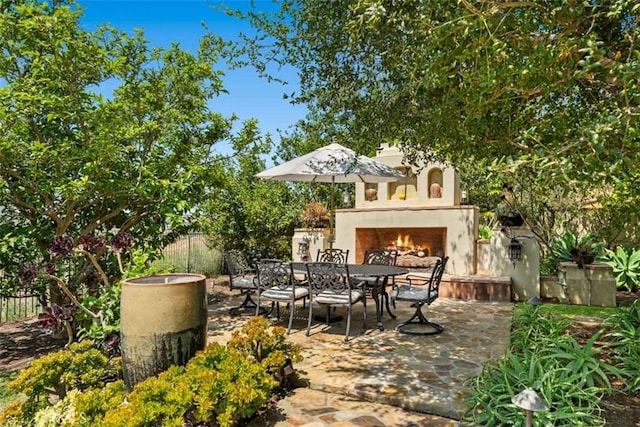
390;256;448;335
224;250;267;316
255;259;309;335
361;249;399;326
305;262;367;341
316;248;349;263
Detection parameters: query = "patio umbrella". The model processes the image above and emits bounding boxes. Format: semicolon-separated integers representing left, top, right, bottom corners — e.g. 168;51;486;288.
256;142;407;246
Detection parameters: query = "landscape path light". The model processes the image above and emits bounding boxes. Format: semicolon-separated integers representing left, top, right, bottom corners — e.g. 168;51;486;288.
511;387;549;427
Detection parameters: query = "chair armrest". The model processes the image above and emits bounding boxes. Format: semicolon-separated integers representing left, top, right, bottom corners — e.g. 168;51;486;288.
394;274;431;289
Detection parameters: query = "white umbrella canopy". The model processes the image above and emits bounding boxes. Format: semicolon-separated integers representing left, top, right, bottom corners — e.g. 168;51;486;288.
256;142;407;246
256;143;407;183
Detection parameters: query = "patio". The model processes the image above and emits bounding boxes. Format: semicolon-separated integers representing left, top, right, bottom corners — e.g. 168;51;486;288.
206;278;513;424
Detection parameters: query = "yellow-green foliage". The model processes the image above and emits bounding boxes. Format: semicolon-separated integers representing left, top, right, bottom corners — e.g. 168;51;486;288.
1;341;120;424
2;318;303;427
102;366;192;427
68;381;127;426
184;342;278;426
228;316;303;379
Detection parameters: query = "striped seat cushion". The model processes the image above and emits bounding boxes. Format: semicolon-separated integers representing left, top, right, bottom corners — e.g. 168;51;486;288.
261;287;309;301
391;285;437;303
314;290;364;305
232;277;256;289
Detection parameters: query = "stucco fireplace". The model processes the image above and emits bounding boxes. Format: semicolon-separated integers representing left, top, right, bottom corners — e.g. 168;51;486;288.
334;144;479;275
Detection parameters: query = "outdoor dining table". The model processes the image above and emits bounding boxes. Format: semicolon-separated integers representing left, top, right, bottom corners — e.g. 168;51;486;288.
290;262;409;331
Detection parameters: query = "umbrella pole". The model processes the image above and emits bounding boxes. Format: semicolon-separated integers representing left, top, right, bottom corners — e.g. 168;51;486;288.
329;178;335;249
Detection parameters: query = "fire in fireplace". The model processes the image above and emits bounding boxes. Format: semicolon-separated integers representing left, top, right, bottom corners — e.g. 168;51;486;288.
355;227;446;267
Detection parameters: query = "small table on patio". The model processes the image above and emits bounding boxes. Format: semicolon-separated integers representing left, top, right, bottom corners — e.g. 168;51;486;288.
291;262;408;331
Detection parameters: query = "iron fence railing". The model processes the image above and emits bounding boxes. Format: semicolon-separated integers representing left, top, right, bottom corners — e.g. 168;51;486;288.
0;292;41;325
153;233;222;277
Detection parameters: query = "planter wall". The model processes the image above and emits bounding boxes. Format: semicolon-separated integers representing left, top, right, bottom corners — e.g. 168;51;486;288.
120;273;208;390
540;274;568;302
558;262;616;307
291;228;331;262
489;228;540;301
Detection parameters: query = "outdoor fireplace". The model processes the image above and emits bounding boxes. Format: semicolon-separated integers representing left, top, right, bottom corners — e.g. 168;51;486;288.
332;144;479;275
356;227;446;267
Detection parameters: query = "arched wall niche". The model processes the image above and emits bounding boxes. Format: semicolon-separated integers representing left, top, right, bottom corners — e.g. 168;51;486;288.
428;167;443;198
388;166;416;201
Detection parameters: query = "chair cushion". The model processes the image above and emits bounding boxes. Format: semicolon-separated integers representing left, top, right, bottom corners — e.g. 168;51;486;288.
231;277;256;290
314;290;364;305
391;285;438;303
261;287;309;301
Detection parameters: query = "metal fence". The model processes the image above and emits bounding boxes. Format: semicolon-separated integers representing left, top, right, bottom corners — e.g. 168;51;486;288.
0;292;41;324
153;233;223;277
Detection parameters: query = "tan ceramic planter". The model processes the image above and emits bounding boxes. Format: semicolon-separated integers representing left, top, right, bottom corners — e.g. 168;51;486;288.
120;273;208;389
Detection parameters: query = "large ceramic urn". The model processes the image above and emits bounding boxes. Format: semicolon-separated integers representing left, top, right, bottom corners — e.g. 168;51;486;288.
120;273;208;390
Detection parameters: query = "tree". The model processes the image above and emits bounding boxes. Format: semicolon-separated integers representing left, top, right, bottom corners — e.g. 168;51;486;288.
201;122;302;261
0;0;259;294
235;0;640;245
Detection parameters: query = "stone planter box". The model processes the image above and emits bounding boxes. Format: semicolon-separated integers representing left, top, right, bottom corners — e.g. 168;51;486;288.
558;262;616;307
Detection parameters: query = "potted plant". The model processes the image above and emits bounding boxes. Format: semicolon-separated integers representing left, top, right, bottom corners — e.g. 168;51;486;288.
494;200;524;227
301;201;330;228
552;230;603;268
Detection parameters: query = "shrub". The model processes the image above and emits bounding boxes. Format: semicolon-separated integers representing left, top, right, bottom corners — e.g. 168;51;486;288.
605;301;640;392
551;230;604;268
227;316;303;383
1;317;302;427
0;341;120;425
602;246;640;292
464;306;618;426
478;224;492;240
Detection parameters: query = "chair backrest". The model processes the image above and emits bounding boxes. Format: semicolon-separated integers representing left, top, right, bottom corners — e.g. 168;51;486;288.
224;250;253;277
316;248;349;264
305;262;352;295
363;249;398;266
256;259;293;291
429;256;448;296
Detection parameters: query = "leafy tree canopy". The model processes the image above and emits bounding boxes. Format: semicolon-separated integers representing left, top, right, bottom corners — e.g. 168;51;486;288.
0;0;262;292
235;0;640;245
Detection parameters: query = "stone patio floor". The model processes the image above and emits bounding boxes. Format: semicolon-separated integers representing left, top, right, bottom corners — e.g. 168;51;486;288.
206;280;514;427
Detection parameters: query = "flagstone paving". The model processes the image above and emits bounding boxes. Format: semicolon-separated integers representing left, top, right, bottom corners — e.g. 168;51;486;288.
206;281;513;426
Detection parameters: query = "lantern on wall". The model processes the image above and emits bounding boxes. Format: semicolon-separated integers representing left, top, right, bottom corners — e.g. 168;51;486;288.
508;237;522;266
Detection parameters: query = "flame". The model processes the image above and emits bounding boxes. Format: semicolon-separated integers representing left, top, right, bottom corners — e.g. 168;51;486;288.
390;234;431;256
392;234;418;251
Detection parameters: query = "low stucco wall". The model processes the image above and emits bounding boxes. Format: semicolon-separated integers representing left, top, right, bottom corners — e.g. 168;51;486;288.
477;228;540;301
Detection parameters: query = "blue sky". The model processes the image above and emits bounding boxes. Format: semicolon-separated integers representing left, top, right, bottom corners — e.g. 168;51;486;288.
79;0;306;151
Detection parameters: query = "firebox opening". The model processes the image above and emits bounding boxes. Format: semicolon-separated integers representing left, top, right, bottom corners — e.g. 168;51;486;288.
355;227;447;267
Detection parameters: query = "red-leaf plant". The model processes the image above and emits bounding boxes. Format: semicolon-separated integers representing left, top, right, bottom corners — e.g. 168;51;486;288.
19;232;133;345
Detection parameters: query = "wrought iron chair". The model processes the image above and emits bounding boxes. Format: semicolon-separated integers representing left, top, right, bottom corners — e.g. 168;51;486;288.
305;262;367;341
361;249;399;328
255;259;309;335
390;256;448;335
316;248;349;263
224;250;266;316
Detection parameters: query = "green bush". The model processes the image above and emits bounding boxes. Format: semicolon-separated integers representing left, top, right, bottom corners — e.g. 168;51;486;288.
1;317;302;427
551;230;604;264
478;224;493;240
602;246;640;292
464;306;619;426
0;341;121;425
605;301;640;392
